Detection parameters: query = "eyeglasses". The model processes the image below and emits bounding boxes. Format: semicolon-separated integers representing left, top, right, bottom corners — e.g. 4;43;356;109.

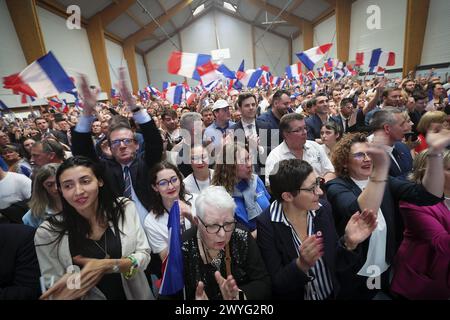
110;138;136;149
156;176;179;188
197;216;236;234
299;177;325;195
352;152;370;161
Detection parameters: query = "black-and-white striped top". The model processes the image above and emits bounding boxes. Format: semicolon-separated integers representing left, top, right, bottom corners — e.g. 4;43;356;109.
269;201;334;300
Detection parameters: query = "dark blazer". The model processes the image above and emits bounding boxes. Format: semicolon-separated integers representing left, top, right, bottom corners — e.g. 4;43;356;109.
71;119;163;211
305;114;324;140
0;224;41;300
330;109;368;134
256;200;362;300
325;176;443;299
389;142;413;179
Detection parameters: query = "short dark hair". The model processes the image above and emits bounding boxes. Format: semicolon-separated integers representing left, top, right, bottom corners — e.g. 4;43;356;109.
161;108;177;120
107;115;132;139
311;92;327;106
269;159;313;202
340;97;355;108
237;92;256;108
279;113;304;135
272;90;290;103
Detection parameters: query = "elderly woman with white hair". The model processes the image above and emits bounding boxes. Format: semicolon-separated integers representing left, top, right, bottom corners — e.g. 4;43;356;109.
181;186;271;300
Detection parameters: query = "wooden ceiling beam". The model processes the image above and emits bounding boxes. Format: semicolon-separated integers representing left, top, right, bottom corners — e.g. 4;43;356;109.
91;0;136;28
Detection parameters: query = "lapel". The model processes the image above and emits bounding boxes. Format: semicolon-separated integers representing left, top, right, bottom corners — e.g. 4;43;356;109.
272;222;298;261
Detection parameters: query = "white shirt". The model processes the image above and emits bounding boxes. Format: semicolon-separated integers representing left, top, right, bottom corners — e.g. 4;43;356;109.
183;169;214;194
143;194;197;254
0;172;32;209
241;119;257;137
264;140;335;186
351;178;390;277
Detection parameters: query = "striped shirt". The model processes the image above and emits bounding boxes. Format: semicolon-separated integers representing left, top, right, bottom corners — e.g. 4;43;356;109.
269;201;334;300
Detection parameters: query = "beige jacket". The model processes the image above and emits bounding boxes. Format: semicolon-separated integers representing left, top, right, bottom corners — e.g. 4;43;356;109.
34;199;154;300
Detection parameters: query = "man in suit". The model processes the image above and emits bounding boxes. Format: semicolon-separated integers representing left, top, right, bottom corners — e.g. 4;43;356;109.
34;117;67;144
71;69;163;225
330;97;368;134
0;224;41;300
257;89;292;131
231;92;272;176
305;93;329;141
369;107;413;179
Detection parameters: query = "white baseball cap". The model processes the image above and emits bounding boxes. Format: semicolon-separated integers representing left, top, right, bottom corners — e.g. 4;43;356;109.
211;99;230;111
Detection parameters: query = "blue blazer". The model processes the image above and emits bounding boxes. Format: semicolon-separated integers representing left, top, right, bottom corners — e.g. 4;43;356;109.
390;142;413;180
256;200;362;300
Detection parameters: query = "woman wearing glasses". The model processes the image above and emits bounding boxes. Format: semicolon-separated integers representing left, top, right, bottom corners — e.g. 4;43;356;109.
325;130;449;299
183;186;271;300
257;159;377;300
143;161;196;283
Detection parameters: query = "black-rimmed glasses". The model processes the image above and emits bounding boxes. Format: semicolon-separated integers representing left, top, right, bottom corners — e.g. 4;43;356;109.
156;176;179;188
299;177;325;195
197;216;236;234
110;138;136;149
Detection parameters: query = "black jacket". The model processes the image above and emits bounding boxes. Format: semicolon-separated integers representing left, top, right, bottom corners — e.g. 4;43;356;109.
71;119;163;211
256;200;362;300
0;224;41;300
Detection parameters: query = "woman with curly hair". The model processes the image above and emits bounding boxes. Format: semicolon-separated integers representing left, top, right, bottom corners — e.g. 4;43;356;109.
212;142;270;236
325;129;450;299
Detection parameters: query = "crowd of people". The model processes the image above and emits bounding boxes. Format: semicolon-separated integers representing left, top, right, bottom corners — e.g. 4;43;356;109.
0;67;449;301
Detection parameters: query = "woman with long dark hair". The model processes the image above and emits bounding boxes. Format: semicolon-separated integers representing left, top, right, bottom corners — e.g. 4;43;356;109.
35;156;152;300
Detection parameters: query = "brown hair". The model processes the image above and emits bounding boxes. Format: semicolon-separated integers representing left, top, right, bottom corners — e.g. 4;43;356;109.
331;132;368;177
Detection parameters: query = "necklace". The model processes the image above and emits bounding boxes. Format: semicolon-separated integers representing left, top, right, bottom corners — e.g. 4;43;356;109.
92;231;110;259
198;236;222;270
193;171;211;192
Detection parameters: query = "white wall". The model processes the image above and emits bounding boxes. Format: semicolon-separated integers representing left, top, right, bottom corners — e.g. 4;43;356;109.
421;0;450;65
314;14;337;65
135;53;148;90
349;0;407;71
105;39;125;89
37;6;104;100
0;0;44;108
292;34;303;64
254;28;289;77
145;11;290;89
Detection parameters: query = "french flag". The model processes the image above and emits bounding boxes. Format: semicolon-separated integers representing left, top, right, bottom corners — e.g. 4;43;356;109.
296;43;333;71
216;63;236;79
369;66;386;76
167;51;212;81
238;69;263;88
162;81;177;92
185;91;197;105
285;63;302;79
270;76;281;87
0;100;12;113
197;61;221;86
159;200;184;296
147;86;162;99
306;70;316;81
3;51;75;98
369;49;395;68
21;94;36;104
203;79;220;92
165;85;184;105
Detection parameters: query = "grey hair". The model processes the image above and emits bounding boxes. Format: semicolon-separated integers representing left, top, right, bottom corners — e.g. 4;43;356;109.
195;186;236;219
180;112;202;130
369;107;405;130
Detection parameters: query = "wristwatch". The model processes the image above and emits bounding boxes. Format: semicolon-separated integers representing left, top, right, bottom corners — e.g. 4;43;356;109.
112;259;120;273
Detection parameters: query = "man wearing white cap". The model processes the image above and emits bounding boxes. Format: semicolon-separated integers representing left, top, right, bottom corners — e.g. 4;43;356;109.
204;99;235;150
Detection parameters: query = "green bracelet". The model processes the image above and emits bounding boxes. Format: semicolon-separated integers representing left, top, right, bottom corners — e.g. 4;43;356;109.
123;255;138;279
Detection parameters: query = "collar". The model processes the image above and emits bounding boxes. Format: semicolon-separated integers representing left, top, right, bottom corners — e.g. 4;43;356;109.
241;119;256;127
269;200;320;226
385;145;394;154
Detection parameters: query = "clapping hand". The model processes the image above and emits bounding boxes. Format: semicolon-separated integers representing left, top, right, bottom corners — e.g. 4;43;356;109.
118;67;137;112
215;271;240;300
195;281;209;300
297;234;323;273
344;209;378;250
426;128;450;152
79;74;98;116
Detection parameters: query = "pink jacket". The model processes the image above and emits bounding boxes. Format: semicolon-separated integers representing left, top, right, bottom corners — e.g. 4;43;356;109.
391;201;450;299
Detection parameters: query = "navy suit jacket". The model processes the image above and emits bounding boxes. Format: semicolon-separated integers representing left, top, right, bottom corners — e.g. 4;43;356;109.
256;200;362;300
305;114;323;140
329;109;368;133
325;176;443;298
0;225;41;300
389;142;413;179
71;119;163;211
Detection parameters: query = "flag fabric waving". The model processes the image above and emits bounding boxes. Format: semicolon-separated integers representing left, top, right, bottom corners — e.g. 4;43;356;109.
3;51;75;98
285;63;302;79
0;100;12;113
159;200;184;296
296;43;333;71
369;49;395;68
167;51;212;81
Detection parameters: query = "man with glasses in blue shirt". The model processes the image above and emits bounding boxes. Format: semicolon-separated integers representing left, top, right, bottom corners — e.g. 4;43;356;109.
71;68;163;225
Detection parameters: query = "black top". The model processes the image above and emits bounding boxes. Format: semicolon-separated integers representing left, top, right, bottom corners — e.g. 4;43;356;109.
181;226;271;300
70;227;126;300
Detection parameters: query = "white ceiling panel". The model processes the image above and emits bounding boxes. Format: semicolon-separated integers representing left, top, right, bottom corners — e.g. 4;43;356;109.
105;14;141;39
55;0;112;19
293;0;330;21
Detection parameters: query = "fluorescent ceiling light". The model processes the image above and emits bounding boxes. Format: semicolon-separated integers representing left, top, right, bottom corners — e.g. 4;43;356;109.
223;2;236;12
193;4;205;16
